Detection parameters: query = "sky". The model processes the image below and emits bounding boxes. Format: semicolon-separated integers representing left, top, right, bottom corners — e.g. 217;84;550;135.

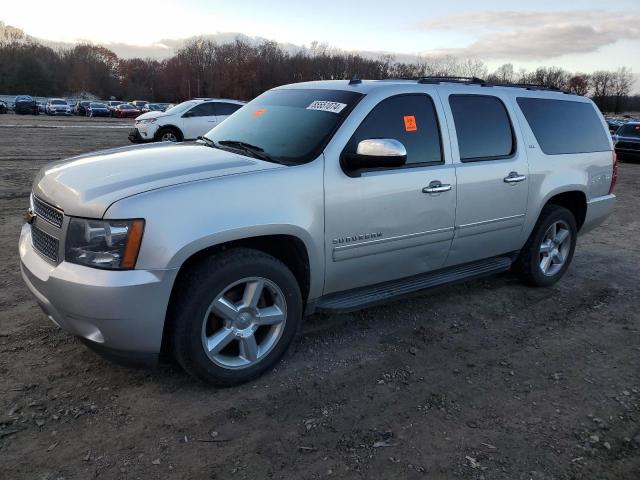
2;0;639;76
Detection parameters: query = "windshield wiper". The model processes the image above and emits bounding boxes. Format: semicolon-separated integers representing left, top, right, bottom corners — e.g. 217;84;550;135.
217;140;280;164
197;136;217;148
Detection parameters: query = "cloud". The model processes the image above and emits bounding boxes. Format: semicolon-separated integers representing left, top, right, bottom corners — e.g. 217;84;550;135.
417;10;640;60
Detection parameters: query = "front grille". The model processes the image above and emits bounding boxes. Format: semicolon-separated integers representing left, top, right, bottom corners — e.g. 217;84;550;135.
33;196;63;228
31;225;59;262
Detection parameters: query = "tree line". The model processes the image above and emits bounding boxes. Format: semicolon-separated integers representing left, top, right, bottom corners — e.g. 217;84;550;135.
0;29;636;113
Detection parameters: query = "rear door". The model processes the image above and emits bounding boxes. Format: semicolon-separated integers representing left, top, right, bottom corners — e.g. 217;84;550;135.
182;102;218;139
323;92;456;294
437;90;530;266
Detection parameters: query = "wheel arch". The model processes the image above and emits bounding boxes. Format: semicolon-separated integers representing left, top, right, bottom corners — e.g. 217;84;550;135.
154;124;183;141
160;233;313;360
542;189;587;231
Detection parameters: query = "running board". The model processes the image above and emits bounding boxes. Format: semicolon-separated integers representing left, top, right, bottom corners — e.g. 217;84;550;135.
315;255;514;313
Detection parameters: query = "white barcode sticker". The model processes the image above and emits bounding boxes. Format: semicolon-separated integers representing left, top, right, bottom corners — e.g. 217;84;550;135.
306;100;347;114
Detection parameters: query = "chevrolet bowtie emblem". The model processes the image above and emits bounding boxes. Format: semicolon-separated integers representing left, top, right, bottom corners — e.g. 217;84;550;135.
24;208;36;224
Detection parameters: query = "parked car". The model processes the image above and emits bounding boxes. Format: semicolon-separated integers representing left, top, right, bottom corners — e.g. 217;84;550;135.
112;103;141;118
141;103;165;113
613;122;640;160
37;101;46;114
0;100;7;114
86;102;111;117
19;79;616;385
45;98;72;116
74;100;93;116
129;98;244;143
130;100;149;111
106;100;125;116
14;95;39;115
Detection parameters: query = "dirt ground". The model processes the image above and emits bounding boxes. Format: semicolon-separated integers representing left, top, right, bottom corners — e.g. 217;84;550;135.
0;112;639;480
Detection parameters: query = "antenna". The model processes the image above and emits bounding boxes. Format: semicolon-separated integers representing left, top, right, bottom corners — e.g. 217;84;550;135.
348;75;362;85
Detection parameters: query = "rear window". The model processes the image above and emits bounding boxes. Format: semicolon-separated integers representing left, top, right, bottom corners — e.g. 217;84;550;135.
449;95;514;161
517;98;610;154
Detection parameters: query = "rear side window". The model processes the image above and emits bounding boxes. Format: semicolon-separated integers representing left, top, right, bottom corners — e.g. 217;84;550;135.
216;102;243;116
517;98;610;154
449;95;514;161
345;94;443;166
189;102;217;117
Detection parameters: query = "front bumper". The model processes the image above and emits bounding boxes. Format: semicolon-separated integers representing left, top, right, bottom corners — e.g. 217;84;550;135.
128;126;156;143
580;194;616;235
19;224;178;363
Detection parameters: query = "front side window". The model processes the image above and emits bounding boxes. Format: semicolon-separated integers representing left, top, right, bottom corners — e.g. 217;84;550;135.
449;95;514;161
344;94;443;167
517;97;610;155
205;89;363;165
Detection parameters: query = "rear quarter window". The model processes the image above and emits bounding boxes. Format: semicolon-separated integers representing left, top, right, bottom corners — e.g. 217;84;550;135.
517;98;610;155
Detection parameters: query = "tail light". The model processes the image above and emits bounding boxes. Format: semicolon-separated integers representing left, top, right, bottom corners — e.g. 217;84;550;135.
609;150;618;194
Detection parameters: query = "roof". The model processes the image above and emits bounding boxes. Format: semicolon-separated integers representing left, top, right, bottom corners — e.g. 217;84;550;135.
275;78;580;99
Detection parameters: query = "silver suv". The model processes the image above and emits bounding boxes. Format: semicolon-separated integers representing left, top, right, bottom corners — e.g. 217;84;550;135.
19;78;617;385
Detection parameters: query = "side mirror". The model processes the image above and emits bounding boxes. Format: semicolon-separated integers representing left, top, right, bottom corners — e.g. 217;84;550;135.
342;139;407;173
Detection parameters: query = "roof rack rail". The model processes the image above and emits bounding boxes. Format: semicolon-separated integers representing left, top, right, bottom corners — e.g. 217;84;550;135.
484;82;575;94
416;76;485;85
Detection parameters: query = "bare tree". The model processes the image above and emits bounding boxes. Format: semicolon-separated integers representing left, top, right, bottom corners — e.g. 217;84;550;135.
612;67;633;113
567;74;590;96
591;70;615;111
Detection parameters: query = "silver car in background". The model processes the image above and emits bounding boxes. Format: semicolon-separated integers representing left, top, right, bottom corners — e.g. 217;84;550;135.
19;78;616;385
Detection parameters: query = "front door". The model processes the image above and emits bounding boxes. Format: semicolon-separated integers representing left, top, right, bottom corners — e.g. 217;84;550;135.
182;102;218;139
437;91;530;266
323;92;456;295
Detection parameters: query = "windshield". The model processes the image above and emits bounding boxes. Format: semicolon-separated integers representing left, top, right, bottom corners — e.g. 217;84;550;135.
121;104;134;109
90;102;106;108
205;89;363;164
52;100;66;105
164;100;198;115
618;124;640;138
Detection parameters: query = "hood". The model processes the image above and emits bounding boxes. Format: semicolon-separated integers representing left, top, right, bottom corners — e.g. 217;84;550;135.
136;111;164;121
33;142;284;218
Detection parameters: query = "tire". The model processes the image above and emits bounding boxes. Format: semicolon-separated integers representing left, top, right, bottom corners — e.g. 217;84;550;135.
513;205;577;287
155;127;182;142
170;248;303;386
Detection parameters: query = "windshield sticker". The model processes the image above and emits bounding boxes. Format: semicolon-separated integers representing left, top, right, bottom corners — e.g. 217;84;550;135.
307;100;347;114
253;108;267;117
404;115;417;132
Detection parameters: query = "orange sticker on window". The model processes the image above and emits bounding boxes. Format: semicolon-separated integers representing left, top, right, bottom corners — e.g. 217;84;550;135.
404;115;417;132
253;108;266;117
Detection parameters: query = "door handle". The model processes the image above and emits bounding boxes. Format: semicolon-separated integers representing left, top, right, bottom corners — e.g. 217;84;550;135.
422;181;452;194
504;171;527;183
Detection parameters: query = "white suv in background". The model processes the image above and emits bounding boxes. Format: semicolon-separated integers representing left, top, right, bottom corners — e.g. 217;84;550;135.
129;98;245;143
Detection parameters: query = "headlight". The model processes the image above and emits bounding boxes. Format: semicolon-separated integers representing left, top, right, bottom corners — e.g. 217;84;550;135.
65;218;145;270
137;118;157;124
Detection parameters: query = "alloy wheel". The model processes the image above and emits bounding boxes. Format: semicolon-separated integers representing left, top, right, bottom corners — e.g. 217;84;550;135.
539;220;571;276
201;277;287;369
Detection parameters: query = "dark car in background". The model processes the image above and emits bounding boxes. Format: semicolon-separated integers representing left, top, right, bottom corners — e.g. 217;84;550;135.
86;102;111;117
14;95;39;115
74;100;93;116
0;100;7;114
112;103;140;118
613;122;640;161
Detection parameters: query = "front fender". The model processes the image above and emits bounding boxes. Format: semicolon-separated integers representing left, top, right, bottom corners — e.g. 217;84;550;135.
104;159;326;300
